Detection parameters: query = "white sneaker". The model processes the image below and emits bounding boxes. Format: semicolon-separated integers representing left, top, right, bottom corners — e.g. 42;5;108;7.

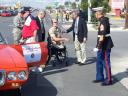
38;67;43;72
31;67;36;72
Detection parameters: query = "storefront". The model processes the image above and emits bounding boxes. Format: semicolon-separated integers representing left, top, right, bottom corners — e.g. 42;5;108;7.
109;0;124;16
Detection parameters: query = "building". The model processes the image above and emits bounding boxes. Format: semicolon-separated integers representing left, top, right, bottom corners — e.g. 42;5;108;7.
109;0;124;16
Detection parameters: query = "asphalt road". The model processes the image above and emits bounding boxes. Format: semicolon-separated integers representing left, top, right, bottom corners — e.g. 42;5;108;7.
0;15;128;96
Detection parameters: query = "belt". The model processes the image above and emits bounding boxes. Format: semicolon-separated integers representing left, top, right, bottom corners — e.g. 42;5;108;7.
98;34;110;37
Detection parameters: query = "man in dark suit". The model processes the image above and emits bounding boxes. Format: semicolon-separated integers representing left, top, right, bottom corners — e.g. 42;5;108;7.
66;10;88;65
35;10;46;42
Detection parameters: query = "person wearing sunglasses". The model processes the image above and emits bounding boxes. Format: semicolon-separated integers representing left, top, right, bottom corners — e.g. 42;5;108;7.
48;19;68;48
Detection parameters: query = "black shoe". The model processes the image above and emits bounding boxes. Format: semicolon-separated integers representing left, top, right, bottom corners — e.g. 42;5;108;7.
101;81;112;86
79;63;86;66
75;61;81;64
93;80;103;83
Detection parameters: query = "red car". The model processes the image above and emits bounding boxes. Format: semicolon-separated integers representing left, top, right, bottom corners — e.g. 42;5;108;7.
0;33;48;94
1;11;11;17
0;33;28;91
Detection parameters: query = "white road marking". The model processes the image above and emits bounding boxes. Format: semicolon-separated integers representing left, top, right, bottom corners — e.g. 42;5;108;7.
112;57;128;89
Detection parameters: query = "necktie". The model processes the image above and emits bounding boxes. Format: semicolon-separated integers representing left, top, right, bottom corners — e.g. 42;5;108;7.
40;20;44;33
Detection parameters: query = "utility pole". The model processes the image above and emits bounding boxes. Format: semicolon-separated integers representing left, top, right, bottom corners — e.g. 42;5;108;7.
125;0;128;28
88;0;91;23
75;0;79;8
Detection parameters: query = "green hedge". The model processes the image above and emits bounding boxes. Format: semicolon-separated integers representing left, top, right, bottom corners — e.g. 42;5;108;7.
80;0;110;23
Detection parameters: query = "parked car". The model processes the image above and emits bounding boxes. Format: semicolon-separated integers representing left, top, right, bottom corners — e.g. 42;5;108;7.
9;10;15;16
1;11;11;17
9;10;18;16
0;33;28;92
0;32;48;95
0;10;3;16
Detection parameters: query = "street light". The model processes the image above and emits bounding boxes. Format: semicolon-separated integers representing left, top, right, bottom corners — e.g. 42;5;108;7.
88;0;91;23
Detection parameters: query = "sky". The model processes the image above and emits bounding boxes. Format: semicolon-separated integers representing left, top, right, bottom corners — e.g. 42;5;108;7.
0;0;77;9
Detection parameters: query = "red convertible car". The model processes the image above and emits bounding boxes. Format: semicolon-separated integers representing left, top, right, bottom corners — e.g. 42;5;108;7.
1;11;11;17
0;33;48;95
0;33;28;91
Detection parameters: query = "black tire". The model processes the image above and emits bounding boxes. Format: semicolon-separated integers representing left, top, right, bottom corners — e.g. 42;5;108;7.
56;49;67;62
46;47;52;65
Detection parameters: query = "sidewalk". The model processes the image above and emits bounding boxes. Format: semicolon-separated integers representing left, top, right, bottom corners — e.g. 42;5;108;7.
112;57;128;89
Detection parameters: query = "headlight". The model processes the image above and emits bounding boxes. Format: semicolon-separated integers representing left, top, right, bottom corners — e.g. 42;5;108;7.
0;70;5;86
18;71;27;80
7;72;16;81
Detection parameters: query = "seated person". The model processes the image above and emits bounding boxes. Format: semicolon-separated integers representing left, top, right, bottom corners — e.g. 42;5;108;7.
48;19;68;49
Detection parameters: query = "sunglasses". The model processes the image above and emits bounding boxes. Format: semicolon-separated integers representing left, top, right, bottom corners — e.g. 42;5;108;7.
53;22;57;23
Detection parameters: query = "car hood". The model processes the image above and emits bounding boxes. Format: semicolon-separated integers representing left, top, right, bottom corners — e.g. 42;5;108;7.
0;45;27;69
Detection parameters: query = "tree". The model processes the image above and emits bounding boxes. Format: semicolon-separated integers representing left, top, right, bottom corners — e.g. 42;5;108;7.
80;0;88;11
64;1;71;8
46;6;52;10
91;0;110;13
80;0;110;22
58;5;64;10
72;2;77;9
80;0;88;20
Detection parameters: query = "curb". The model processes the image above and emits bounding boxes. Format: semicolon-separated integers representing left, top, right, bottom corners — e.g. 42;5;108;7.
112;57;128;90
87;24;128;32
62;23;128;32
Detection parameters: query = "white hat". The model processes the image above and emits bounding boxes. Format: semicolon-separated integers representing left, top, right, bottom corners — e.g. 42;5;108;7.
92;7;103;12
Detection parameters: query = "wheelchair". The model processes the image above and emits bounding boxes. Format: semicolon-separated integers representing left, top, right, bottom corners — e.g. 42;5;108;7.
46;36;68;67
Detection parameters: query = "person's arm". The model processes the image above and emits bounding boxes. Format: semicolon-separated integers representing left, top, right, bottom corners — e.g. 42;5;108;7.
49;29;67;42
97;19;108;49
82;20;88;42
66;20;75;33
13;17;23;28
53;36;67;42
33;30;37;41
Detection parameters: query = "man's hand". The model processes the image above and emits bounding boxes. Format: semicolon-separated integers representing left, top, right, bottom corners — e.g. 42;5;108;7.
62;30;67;33
62;38;69;42
83;37;87;43
93;48;99;52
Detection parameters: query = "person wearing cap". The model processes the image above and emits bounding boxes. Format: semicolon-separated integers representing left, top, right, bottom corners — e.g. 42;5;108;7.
93;10;114;86
66;10;88;65
22;8;46;72
12;8;25;44
22;8;39;43
35;10;46;42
